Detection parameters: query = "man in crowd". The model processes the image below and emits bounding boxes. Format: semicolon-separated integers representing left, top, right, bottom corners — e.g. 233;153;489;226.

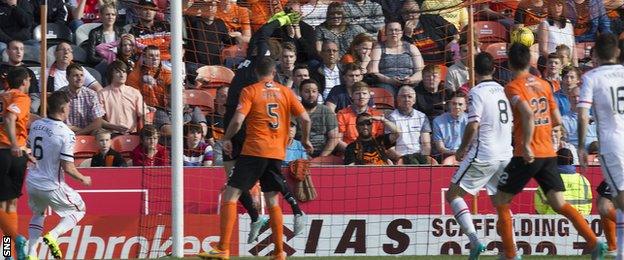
325;63;367;112
387;85;432;163
432;92;468;160
311;41;341;100
128;0;171;61
336;82;384;151
57;63;105;135
99;61;147;134
297;79;339;158
344;112;398;165
414;64;454;120
0;40;39;112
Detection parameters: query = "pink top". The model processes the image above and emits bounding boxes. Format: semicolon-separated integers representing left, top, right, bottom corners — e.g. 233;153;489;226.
98;84;146;133
96;39;146;64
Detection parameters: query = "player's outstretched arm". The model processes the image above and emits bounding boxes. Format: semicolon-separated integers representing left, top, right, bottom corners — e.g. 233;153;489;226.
61;160;92;186
517;100;535;163
455;121;479;161
297;111;314;154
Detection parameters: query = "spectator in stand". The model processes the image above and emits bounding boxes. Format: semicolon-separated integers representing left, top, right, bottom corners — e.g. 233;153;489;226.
246;0;288;32
538;0;576;62
336;82;384;150
414;64;454;120
184;0;237;68
515;0;549;31
432;92;468;160
276;42;297;87
183;123;213;166
206;86;228;144
401;0;458;64
85;3;123;66
325;63;373;112
368;21;424;94
300;0;329;27
445;39;470;92
48;41;104;92
341;33;374;72
565;0;612;42
284;118;308;165
130;124;170;166
128;0;171;61
477;0;518;28
543;53;564;92
67;0;104;31
99;61;147;134
0;0;32;52
372;0;406;20
311;41;341;101
314;2;366;57
344;112;399;165
272;0;317;64
90;129;127;167
343;0;384;35
556;44;574;67
387;85;432;164
126;45;172;134
561;86;598;149
0;40;39;112
555;65;580;116
297;79;339;157
421;0;468;31
291;64;311;96
216;0;252;43
57;63;105;135
31;0;66;27
96;34;145;71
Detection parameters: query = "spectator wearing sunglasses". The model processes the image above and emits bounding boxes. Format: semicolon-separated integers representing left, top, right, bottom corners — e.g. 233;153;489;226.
344;112;399;165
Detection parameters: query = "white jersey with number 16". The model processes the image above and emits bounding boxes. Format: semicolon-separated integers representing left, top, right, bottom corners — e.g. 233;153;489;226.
26;118;76;191
578;64;624;154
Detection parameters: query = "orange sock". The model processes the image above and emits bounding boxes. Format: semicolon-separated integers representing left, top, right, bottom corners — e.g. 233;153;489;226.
602;209;617;251
218;202;237;251
0;211;18;258
559;203;597;249
269;206;284;254
496;204;516;258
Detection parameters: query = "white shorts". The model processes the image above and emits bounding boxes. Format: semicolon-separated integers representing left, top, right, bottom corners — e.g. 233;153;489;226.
451;159;510;196
28;182;85;217
599;152;624;195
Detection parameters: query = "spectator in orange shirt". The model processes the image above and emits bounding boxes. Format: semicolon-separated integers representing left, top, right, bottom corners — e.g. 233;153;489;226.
217;0;252;43
247;0;288;32
344;112;398;165
128;0;171;61
336;82;385;150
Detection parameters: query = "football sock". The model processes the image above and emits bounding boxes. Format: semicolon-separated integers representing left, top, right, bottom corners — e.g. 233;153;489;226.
49;211;85;239
269;206;284;254
28;214;45;256
0;211;18;258
239;191;259;223
617;209;624;258
601;209;617;251
282;186;302;215
218;202;237;251
450;198;479;247
496;204;516;258
559;203;597;249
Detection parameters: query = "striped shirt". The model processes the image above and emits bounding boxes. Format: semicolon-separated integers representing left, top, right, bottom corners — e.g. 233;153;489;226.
58;86;105;129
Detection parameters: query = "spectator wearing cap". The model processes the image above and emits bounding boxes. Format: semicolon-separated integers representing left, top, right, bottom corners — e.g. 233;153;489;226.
431;92;467;160
271;0;318;64
128;0;172;61
99;60;147;134
216;0;252;43
314;2;366;58
0;40;39;112
336;82;386;150
84;3;124;66
284;118;308;166
0;0;32;52
564;0;612;42
344;112;399;165
343;0;384;35
57;63;105;135
297;79;339;157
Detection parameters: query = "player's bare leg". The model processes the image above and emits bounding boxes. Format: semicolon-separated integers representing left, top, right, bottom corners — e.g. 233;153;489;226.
493;191;520;260
597;196;617;254
546;190;605;259
445;184;485;259
264;191;286;260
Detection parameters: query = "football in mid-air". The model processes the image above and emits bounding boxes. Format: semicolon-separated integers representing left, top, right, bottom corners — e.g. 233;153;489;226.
510;27;535;47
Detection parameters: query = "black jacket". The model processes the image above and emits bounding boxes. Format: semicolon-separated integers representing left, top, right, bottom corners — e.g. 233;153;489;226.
0;0;32;42
184;16;236;66
271;21;319;62
85;25;124;65
31;0;66;25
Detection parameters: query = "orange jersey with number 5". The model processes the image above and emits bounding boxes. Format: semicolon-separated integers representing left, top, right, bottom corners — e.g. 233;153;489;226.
0;89;31;147
505;72;557;158
237;79;305;160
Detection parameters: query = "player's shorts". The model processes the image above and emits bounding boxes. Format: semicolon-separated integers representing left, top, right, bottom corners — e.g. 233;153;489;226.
597;181;613;200
27;182;86;217
498;157;565;195
227;155;284;192
598;152;624;195
452;159;510;196
0;149;28;201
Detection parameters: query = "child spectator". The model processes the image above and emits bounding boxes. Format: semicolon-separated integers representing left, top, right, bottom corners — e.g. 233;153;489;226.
284;118;308;166
556;44;573;67
130;124;170;166
183;124;213;167
90;129;127;167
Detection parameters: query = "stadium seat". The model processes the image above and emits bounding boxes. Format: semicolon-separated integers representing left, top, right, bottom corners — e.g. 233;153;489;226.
33;22;73;44
370;87;395;109
195;65;235;88
310;155;344;166
74;135;100;159
84;66;103;84
75;23;102;46
78;158;92;167
441;156;459;165
475;21;509;43
484;43;509;61
112;134;141;158
184;89;214;114
47;44;89;65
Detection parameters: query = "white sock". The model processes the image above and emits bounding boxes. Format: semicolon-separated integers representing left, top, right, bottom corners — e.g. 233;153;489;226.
450;197;480;247
28;215;45;256
617;209;624;259
48;212;85;238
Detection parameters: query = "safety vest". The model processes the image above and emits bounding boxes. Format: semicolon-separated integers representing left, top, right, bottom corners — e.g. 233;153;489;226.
534;172;593;215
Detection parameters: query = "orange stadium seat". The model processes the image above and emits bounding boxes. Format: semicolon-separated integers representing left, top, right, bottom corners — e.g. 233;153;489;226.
184;89;214;114
475;21;509;43
370;87;395;109
74;135;99;159
484;43;509;61
195;65;235;88
112;135;141;158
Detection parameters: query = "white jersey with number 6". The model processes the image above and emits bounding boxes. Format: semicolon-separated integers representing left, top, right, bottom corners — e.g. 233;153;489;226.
27;118;76;191
465;80;513;161
578;64;624;154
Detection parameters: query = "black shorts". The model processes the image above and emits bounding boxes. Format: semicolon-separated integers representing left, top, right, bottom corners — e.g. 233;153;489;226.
597;181;613;199
227;155;284;192
498;157;565;195
223;128;245;162
0;149;28;201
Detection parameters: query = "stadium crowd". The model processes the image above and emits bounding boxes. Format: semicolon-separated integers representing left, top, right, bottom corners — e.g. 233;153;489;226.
0;0;620;167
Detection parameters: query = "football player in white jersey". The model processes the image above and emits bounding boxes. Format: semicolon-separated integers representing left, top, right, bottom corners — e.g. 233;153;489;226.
445;52;513;260
25;92;92;260
578;33;624;259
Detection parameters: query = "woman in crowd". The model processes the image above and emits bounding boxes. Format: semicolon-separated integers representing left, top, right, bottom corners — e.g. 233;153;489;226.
85;3;124;65
537;0;576;62
341;33;375;73
96;34;145;73
315;1;366;57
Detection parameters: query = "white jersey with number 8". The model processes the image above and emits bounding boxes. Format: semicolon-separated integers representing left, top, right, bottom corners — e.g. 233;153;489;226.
26;118;76;191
